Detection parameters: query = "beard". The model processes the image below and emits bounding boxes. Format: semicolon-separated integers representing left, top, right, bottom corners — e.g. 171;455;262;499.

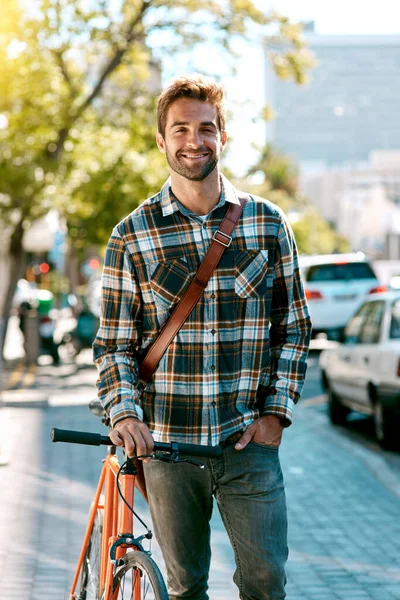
165;145;219;182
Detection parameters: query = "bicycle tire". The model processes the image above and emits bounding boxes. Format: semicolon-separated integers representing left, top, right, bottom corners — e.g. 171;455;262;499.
112;550;168;600
78;501;104;600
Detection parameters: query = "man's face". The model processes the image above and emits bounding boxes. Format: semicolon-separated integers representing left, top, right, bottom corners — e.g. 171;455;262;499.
156;97;227;182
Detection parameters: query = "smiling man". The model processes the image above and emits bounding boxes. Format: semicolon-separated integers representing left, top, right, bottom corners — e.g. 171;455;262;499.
94;74;312;600
157;96;222;184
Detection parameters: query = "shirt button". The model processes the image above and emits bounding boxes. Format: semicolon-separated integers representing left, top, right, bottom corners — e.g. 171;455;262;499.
210;293;216;299
211;401;216;407
211;365;215;371
211;329;216;335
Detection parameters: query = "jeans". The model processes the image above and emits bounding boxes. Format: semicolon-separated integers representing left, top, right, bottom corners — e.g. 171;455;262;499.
143;440;288;600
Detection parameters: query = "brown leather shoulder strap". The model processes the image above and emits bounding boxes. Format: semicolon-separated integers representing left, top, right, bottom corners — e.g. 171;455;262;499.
139;197;247;386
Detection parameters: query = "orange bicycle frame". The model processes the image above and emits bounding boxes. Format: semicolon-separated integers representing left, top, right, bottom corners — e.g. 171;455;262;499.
69;447;138;600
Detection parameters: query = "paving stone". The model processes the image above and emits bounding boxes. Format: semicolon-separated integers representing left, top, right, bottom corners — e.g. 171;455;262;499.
1;361;400;600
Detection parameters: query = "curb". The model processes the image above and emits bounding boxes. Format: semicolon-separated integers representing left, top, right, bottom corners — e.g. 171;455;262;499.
1;389;49;408
1;389;95;408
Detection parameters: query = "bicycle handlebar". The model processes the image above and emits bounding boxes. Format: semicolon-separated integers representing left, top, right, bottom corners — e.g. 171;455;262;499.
51;428;222;458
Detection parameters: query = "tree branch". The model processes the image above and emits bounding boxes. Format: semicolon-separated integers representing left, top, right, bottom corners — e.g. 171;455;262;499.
46;1;154;161
52;49;76;95
73;0;152;121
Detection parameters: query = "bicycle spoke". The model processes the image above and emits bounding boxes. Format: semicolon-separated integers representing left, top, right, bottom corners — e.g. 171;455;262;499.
115;559;160;599
77;508;103;600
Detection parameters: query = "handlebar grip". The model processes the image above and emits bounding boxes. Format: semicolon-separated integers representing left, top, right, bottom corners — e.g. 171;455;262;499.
154;441;222;458
51;428;112;446
51;428;222;457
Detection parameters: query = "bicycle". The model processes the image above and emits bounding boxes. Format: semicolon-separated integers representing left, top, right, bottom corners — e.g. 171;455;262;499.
51;401;222;600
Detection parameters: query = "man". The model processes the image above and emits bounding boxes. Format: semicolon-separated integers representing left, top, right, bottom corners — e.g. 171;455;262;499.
94;73;311;600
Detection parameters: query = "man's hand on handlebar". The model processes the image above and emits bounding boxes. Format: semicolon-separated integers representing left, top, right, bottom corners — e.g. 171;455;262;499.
109;417;154;463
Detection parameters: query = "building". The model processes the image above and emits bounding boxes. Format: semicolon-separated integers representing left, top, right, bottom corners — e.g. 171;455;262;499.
264;30;400;170
300;151;400;259
264;29;400;258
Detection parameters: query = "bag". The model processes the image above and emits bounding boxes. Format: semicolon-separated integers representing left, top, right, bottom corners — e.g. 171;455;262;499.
135;198;247;501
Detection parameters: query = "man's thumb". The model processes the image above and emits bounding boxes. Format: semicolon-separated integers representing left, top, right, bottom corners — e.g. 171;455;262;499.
235;429;253;450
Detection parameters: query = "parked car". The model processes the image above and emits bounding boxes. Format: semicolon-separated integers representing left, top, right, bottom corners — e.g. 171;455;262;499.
299;253;385;340
319;291;400;449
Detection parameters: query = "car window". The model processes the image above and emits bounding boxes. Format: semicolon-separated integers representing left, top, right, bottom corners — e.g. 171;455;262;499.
306;262;376;282
389;299;400;339
344;302;374;343
359;301;385;344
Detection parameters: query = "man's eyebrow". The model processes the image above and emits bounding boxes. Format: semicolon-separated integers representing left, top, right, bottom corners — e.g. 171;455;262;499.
200;121;217;128
170;121;217;128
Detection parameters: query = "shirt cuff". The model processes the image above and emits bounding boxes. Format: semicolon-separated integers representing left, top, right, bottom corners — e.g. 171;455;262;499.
110;398;144;428
258;392;295;427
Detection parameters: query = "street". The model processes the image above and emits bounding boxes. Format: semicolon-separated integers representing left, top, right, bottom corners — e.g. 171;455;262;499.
1;348;400;600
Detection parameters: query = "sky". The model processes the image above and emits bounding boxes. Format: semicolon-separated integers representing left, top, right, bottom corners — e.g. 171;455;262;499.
163;0;400;176
266;0;400;35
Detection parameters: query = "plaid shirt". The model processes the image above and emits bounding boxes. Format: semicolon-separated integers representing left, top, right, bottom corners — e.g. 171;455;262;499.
93;174;311;445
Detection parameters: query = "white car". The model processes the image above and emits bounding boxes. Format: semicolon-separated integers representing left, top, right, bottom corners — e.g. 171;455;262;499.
319;291;400;449
299;253;384;340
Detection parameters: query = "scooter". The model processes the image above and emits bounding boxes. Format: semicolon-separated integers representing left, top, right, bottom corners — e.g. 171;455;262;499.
61;308;100;356
18;301;60;364
39;314;60;364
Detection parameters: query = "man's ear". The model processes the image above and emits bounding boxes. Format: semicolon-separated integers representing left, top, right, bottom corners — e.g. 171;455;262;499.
220;130;227;152
156;132;166;154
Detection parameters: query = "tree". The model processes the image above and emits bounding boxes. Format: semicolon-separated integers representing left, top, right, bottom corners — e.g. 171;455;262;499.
290;210;350;255
0;0;316;355
237;143;350;254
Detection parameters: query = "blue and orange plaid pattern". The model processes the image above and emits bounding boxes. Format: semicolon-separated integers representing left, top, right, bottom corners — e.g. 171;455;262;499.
93;175;312;445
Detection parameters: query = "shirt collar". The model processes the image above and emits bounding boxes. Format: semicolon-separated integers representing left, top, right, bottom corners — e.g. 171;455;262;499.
160;173;241;218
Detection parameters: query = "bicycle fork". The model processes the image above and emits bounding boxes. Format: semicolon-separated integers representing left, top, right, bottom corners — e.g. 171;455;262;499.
103;455;136;600
69;449;138;600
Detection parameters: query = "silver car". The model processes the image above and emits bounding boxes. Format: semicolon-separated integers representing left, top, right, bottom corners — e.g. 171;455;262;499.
319;291;400;450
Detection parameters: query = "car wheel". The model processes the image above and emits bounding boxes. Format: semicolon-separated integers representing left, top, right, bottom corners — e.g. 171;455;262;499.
373;401;398;450
328;388;349;425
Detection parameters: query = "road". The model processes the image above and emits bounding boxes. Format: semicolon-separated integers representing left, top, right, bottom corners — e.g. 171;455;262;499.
0;349;400;600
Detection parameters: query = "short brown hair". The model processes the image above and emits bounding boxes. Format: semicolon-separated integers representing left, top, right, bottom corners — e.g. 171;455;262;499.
157;73;226;137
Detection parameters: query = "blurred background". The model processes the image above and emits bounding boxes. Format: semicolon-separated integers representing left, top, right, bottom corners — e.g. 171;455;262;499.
1;2;400;599
2;0;400;363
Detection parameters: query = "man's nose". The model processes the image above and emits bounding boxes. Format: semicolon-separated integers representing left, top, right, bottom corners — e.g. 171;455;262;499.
186;130;203;147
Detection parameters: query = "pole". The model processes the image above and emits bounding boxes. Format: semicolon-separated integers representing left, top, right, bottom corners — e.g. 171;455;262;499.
0;318;9;466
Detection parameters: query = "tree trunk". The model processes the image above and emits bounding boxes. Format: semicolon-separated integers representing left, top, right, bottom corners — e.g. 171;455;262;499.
66;244;82;316
1;218;26;360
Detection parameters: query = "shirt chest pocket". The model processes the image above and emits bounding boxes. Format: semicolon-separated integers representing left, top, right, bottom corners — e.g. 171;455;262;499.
234;249;273;298
149;257;192;312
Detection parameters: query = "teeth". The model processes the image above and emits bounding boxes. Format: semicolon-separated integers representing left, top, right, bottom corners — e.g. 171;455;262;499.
183;154;207;158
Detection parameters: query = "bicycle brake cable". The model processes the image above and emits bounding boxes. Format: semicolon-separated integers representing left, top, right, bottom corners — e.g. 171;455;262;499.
116;451;202;537
116;458;152;535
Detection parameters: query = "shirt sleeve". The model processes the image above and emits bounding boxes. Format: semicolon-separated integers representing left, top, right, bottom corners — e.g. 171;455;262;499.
257;214;312;426
93;226;145;427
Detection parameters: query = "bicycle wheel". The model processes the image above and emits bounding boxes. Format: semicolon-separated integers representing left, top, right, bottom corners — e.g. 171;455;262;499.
112;550;168;600
78;502;104;600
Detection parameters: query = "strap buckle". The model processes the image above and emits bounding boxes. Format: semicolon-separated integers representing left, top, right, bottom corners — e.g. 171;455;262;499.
212;230;232;247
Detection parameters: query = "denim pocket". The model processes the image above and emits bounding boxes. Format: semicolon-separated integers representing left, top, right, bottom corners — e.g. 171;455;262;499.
248;440;280;451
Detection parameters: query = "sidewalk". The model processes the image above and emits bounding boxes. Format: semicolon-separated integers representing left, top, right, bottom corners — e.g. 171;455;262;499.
0;366;399;599
283;406;400;600
1;348;96;408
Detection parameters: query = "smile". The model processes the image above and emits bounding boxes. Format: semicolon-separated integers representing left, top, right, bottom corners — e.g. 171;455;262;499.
180;153;209;159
